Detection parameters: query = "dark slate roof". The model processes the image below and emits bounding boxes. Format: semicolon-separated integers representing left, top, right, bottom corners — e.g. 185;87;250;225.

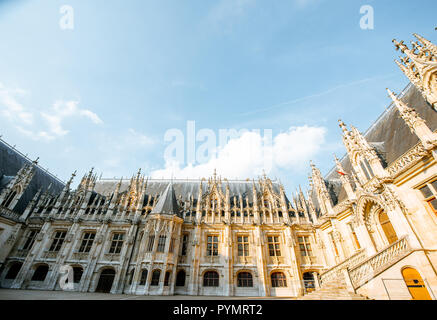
94;178;285;205
0;139;65;214
150;182;182;217
324;84;437;205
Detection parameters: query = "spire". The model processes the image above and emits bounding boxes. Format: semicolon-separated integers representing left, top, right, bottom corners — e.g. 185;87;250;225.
150;182;182;217
413;33;437;55
310;161;334;215
393;34;437;109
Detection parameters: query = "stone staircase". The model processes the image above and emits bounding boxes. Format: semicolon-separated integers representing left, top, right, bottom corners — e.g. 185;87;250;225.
299;274;371;300
299;236;412;300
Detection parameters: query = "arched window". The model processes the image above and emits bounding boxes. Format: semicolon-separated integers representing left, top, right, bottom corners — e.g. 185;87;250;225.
203;271;219;287
176;270;186;287
271;272;287;287
31;265;49;281
164;271;171;286
73;266;83;283
151;270;160;286
140;269;148;285
237;272;253;287
5;262;22;279
379;211;398;244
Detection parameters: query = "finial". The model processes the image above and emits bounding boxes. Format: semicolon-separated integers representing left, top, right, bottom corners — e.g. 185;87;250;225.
33;157;39;165
386;88;398;102
338;119;348;134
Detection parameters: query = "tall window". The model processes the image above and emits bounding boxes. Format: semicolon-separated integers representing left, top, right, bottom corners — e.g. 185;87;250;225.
151;270;160;286
419;180;437;215
22;230;38;250
79;232;96;253
169;238;175;253
140;269;148;285
164;271;171;286
49;231;67;252
271;272;287;287
298;236;312;257
329;232;339;256
147;235;155;252
237;235;249;257
237;272;253;287
207;235;219;256
109;233;124;254
157;235;167;252
2;190;17;208
203;271;219;287
360;158;374;180
181;234;188;256
267;236;281;257
348;223;361;249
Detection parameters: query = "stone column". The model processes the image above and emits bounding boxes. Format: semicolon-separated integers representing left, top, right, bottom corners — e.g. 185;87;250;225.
254;226;268;296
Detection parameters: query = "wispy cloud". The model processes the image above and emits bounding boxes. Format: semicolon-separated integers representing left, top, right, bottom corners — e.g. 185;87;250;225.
0;82;33;125
0;82;103;141
41;100;103;137
238;73;397;117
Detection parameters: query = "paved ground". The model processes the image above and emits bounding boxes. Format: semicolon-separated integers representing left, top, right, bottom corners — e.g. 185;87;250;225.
0;288;295;300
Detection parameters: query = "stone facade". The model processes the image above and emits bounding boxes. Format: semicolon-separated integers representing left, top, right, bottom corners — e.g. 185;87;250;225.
0;32;436;299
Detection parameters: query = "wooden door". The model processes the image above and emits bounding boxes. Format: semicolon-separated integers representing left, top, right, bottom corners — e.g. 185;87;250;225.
402;267;432;300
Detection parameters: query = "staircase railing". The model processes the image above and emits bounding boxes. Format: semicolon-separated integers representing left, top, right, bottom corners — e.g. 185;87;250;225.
348;236;411;289
320;249;367;284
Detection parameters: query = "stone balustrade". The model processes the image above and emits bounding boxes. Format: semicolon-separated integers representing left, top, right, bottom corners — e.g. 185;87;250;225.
0;206;22;221
348;236;410;289
320;249;367;284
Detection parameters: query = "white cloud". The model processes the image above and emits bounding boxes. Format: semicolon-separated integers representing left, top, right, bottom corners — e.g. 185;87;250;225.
0;82;103;141
0;82;33;125
150;125;326;179
41;100;103;137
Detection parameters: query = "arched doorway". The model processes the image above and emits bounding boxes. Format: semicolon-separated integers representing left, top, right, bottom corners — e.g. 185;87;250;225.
402;267;432;300
176;270;186;287
302;272;315;293
378;210;398;245
5;262;23;280
96;268;116;293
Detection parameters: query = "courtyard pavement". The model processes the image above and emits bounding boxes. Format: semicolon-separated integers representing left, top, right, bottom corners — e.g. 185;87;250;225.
0;288;295;300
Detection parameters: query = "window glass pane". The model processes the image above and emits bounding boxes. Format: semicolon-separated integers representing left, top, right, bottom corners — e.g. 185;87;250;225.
428;198;437;211
420;185;433;198
431;180;437;193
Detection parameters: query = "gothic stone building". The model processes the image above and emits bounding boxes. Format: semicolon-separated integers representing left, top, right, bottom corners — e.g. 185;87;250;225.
0;32;436;299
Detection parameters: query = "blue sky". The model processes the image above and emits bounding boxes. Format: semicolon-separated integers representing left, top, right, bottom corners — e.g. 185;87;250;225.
0;0;436;196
